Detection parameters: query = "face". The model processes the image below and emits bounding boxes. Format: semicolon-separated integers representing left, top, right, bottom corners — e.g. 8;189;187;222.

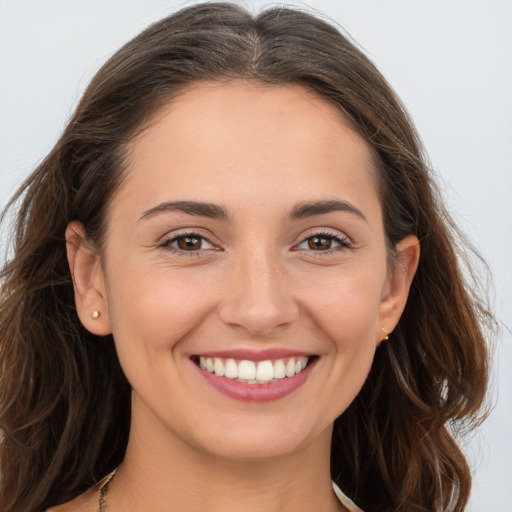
69;82;417;461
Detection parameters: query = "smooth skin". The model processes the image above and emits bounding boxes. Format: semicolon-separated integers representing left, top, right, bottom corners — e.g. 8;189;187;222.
56;82;419;512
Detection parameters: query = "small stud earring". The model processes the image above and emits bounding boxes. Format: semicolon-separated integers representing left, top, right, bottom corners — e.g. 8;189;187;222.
91;310;101;319
381;328;389;341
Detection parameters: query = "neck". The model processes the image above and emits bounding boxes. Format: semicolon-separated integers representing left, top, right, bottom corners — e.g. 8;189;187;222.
109;406;342;512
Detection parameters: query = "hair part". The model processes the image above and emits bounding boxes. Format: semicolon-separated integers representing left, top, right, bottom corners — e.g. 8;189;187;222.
0;3;493;511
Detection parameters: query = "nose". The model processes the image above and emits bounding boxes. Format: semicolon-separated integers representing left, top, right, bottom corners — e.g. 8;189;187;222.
217;248;299;337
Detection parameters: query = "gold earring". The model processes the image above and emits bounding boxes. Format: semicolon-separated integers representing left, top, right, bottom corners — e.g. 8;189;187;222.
91;310;101;319
381;328;389;341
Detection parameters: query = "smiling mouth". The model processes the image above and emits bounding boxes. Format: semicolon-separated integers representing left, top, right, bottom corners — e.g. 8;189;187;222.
192;356;315;384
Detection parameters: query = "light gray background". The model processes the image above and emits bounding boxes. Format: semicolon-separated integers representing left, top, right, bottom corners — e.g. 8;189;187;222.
1;1;511;510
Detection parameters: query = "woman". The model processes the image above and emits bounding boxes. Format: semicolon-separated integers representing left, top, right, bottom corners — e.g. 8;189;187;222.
0;3;492;511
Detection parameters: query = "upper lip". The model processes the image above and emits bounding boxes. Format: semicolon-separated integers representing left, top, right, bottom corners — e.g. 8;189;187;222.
193;348;314;361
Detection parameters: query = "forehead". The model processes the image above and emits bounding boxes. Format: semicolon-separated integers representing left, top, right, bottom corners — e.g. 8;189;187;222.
117;81;379;215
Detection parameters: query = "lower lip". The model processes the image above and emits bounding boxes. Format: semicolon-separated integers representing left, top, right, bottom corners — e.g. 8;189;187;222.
195;359;316;403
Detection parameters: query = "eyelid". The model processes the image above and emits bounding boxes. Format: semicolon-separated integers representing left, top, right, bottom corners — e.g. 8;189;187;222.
156;227;351;255
158;229;222;253
292;229;352;252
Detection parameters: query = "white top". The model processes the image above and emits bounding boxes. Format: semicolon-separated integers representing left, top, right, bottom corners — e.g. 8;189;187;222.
333;482;364;511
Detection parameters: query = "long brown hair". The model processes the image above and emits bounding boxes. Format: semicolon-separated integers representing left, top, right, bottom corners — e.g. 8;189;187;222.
0;3;493;511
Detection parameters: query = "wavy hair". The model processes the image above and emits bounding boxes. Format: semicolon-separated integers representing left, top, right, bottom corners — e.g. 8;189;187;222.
0;3;492;511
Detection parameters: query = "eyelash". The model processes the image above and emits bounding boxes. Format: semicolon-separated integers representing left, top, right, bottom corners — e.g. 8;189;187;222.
159;230;352;256
293;230;352;254
158;231;218;257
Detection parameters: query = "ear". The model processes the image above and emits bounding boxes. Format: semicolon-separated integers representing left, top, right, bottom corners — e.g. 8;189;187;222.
377;235;420;343
66;221;112;335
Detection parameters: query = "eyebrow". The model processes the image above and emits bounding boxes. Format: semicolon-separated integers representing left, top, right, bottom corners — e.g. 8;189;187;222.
138;199;366;223
139;201;229;221
290;199;367;222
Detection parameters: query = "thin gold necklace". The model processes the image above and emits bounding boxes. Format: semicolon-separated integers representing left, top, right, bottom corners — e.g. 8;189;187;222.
97;469;117;512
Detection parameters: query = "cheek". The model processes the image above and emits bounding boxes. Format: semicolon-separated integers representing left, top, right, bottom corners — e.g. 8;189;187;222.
299;262;385;344
304;270;383;414
105;261;218;356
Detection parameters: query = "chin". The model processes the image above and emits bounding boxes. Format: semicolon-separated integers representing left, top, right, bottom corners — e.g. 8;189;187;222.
182;415;328;462
199;435;306;461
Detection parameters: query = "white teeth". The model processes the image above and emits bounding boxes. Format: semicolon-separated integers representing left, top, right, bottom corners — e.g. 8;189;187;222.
256;360;274;381
213;358;224;377
274;359;286;379
224;359;238;379
238;360;256;380
285;358;296;378
199;355;311;383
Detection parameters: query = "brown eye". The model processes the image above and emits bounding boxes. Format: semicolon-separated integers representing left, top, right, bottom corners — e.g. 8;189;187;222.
162;233;215;252
295;232;350;253
307;236;333;251
176;236;203;251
